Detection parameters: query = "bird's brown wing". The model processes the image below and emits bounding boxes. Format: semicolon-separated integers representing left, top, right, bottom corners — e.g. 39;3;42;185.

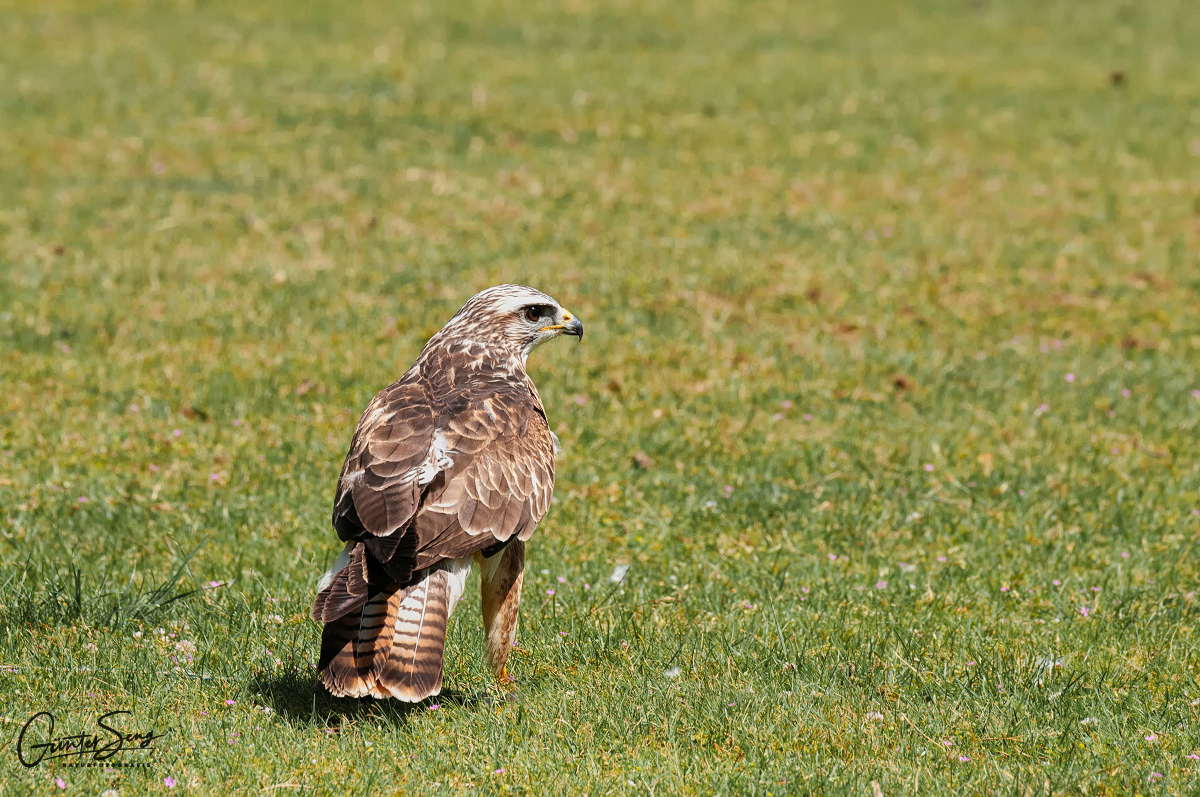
313;372;555;624
408;391;555;568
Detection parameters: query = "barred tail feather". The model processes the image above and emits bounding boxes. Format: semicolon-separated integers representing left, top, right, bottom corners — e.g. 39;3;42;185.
376;569;451;701
318;582;402;699
317;559;471;702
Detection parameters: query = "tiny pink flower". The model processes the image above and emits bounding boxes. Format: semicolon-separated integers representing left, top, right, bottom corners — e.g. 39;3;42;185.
827;553;837;561
1148;772;1163;781
1065;373;1076;383
875;580;887;590
574;395;586;406
583;583;590;590
1052;579;1061;586
1000;586;1009;592
959;755;970;763
942;740;953;746
428;703;440;710
1121;551;1129;558
801;586;809;594
1079;606;1090;618
723;485;734;495
803;413;814;422
556;576;566;583
1186;752;1199;760
1121;388;1131;397
923;463;935;472
966;661;976;666
78;496;88;503
936;555;947;562
1192;390;1200;399
493;768;506;774
559;631;568;637
545;589;555;596
164;776;177;788
55;779;66;790
1036;403;1050;414
1145;733;1157;742
1091;586;1100;592
173;428;183;437
781;400;793;409
225;699;236;706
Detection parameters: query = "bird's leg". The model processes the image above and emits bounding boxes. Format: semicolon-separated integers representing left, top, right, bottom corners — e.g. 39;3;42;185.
478;540;525;686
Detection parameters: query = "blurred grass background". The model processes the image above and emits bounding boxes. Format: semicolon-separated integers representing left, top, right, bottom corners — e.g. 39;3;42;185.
2;0;1199;793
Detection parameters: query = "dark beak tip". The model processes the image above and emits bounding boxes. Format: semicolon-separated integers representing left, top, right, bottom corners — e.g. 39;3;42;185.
565;318;584;341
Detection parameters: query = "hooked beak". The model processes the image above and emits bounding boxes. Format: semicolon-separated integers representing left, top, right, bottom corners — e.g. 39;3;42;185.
540;310;583;341
562;313;583;341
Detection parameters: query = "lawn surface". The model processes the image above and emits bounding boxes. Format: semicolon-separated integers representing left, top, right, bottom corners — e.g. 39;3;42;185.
2;0;1200;793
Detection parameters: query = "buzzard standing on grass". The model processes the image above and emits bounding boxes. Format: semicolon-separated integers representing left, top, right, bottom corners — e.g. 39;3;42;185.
311;285;582;701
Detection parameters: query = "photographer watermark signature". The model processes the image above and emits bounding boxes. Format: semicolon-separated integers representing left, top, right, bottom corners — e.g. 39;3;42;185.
16;710;167;768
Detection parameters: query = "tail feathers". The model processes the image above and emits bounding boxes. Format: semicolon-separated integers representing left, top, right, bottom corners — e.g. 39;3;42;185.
318;568;452;702
376;569;451;701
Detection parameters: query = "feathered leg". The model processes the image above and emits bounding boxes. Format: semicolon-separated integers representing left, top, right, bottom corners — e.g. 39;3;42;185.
477;540;525;683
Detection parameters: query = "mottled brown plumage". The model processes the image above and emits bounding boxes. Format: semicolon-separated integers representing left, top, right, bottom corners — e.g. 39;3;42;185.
312;285;581;701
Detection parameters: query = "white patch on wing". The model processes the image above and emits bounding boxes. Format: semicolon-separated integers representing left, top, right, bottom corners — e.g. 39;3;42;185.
549;430;561;455
316;542;354;592
416;430;454;486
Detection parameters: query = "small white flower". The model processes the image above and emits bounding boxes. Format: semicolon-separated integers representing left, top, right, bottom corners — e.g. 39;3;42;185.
609;564;631;584
664;667;681;679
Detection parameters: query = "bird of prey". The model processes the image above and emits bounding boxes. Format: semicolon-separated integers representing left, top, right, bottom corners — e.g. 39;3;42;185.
311;284;582;702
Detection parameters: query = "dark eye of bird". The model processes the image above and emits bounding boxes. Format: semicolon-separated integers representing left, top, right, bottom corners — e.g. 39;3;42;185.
524;306;541;322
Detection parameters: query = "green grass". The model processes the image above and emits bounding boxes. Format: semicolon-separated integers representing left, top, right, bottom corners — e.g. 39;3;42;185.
2;0;1200;792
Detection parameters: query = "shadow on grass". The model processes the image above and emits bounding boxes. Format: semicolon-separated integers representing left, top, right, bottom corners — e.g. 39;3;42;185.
251;668;520;729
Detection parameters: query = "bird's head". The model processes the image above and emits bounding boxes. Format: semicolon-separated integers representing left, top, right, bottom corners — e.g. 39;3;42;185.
439;284;583;363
